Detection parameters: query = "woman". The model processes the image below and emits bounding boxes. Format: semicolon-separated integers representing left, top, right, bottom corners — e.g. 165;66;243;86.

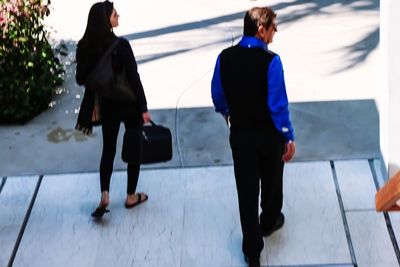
75;1;150;218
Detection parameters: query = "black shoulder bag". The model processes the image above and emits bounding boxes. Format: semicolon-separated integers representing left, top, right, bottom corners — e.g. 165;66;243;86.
85;38;135;101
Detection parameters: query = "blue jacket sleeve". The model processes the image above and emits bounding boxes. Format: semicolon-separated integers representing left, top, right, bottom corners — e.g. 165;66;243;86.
211;55;229;116
267;55;294;142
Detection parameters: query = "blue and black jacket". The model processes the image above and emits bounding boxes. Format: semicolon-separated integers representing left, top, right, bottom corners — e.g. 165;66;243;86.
211;36;294;143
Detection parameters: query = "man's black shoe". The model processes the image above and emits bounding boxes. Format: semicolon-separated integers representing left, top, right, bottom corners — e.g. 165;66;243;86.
261;213;285;237
244;255;260;267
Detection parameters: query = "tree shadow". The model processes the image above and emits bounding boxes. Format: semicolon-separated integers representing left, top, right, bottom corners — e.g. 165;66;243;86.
123;12;244;41
122;0;378;70
136;36;237;65
333;27;379;73
274;0;378;25
273;0;379;73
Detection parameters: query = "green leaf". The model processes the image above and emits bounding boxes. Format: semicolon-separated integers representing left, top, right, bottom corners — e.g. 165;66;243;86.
0;0;65;123
18;37;28;43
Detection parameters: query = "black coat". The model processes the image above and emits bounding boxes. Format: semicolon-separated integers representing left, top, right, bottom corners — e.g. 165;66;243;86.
75;37;148;132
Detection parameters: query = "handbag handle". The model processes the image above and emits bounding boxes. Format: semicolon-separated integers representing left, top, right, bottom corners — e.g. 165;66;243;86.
144;120;156;127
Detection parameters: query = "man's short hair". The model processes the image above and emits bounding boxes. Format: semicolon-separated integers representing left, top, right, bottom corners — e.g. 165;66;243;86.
243;7;277;36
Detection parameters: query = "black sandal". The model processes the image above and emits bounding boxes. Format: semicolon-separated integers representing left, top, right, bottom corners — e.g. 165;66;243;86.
125;193;148;209
91;206;110;218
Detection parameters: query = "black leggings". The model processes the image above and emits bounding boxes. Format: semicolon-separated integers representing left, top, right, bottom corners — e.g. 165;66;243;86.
100;102;142;194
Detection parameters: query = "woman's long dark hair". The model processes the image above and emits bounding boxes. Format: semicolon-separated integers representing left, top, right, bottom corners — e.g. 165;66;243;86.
78;1;116;61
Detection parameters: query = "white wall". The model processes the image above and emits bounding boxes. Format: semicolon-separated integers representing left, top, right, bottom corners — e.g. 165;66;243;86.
388;0;400;177
380;0;400;178
379;0;388;176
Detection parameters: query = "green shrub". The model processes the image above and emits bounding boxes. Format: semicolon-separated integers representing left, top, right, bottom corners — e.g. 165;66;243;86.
0;0;65;124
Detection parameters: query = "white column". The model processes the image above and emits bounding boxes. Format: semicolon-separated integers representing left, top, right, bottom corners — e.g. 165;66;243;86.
380;0;400;178
379;0;389;176
387;0;400;177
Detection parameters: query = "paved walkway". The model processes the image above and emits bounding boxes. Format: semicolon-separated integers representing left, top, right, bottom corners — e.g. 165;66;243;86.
1;159;399;267
2;0;399;266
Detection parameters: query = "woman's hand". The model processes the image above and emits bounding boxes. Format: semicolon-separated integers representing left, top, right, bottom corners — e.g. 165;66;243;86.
91;104;101;123
142;112;151;124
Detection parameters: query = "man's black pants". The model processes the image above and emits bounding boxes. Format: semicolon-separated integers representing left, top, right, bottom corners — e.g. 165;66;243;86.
229;129;285;258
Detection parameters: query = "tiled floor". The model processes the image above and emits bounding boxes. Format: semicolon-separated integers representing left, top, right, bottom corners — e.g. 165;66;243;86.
0;160;399;267
0;176;38;267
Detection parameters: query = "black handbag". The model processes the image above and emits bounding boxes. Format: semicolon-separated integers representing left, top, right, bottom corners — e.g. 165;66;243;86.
122;121;173;164
85;38;135;102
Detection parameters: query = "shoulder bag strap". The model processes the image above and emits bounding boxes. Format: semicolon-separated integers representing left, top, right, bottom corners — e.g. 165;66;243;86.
102;37;120;58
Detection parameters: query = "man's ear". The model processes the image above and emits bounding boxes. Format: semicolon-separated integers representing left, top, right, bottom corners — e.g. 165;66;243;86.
258;25;265;35
256;25;264;38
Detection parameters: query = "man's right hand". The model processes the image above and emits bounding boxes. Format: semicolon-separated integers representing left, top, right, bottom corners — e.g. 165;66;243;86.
282;141;296;162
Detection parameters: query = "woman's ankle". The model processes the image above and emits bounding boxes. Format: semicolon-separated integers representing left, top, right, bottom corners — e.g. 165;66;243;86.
126;193;137;200
100;191;109;206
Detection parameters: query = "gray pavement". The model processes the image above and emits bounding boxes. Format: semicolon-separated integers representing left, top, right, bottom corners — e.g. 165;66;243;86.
0;0;381;176
1;160;400;267
2;0;398;266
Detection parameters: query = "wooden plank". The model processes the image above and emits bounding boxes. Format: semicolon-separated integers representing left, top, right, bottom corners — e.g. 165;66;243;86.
375;171;400;211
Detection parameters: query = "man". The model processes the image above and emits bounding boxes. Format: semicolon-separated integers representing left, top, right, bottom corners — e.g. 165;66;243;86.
211;7;296;267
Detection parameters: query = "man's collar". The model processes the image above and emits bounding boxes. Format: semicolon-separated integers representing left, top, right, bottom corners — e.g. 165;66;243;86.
238;35;268;51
